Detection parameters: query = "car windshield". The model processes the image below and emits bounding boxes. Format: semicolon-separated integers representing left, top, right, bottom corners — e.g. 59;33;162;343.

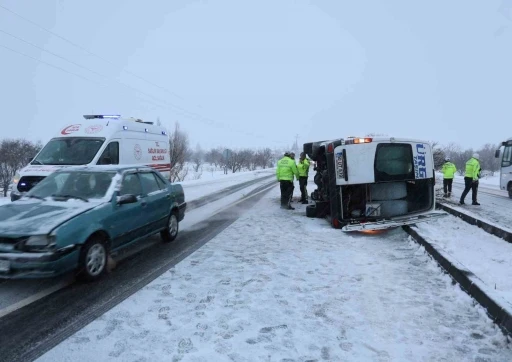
32;137;105;165
25;170;116;201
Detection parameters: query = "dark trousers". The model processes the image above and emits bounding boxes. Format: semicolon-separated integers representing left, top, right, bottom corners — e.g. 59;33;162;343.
443;179;453;194
299;176;308;201
460;177;478;203
280;180;294;207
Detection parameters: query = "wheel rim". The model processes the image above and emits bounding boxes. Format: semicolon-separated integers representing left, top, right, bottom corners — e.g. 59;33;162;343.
86;243;106;276
169;214;178;237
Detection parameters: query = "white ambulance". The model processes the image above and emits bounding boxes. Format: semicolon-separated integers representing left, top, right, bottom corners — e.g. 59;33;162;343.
11;115;171;201
304;136;447;231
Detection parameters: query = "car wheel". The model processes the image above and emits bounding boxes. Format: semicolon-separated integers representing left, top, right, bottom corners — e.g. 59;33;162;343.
161;212;179;242
77;236;108;282
306;204;317;218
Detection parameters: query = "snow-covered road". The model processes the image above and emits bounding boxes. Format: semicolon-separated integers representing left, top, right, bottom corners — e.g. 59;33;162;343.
0;171;276;316
440;182;512;232
37;185;512;362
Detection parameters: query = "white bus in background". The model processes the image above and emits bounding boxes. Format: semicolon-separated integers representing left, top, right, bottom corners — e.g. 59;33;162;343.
495;137;512;198
304;136;446;231
11;115;171;201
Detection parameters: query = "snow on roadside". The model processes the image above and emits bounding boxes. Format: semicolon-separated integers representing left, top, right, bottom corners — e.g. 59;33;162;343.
0;197;9;206
179;169;274;202
36;187;512;362
414;215;512;313
435;172;500;188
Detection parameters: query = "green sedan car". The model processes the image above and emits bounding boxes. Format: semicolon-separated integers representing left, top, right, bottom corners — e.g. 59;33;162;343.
0;165;186;281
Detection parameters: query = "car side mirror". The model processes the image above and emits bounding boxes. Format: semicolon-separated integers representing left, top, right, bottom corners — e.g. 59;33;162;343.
495;149;501;158
117;194;137;205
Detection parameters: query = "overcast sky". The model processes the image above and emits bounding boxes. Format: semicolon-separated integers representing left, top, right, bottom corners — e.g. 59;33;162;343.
1;0;511;151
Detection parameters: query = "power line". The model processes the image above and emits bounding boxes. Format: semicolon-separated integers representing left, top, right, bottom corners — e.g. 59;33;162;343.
0;5;290;145
0;3;185;101
0;27;203;118
0;43;104;86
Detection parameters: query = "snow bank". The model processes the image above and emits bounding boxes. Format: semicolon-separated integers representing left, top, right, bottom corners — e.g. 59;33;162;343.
179;168;274;202
0;197;9;206
37;186;512;361
414;215;512;315
435;171;500;187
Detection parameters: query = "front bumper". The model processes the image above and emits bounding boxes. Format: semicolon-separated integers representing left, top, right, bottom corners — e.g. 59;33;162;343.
0;245;80;279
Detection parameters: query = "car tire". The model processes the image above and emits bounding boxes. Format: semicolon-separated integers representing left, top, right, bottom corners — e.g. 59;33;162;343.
306;204;317;218
161;212;179;242
76;235;108;282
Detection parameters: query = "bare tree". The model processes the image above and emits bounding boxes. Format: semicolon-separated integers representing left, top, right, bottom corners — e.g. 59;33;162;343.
254;148;273;169
226;149;254;173
477;143;501;174
0;139;42;196
204;147;224;168
168;123;190;182
191;143;205;172
433;148;446;169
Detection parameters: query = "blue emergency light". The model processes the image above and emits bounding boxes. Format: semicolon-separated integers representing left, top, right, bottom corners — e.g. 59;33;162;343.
83;114;121;119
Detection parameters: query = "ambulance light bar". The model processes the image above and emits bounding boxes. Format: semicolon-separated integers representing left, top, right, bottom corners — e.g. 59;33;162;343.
83;114;121;119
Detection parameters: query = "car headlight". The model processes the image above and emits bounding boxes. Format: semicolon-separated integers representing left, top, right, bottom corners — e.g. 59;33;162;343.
12;172;20;185
25;235;55;248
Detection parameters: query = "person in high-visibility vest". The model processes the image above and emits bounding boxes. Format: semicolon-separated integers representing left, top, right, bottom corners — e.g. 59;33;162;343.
460;153;481;205
441;157;456;197
276;152;299;209
297;152;311;204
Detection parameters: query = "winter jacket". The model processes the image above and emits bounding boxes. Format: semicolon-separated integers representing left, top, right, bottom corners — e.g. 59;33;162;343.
464;157;480;180
297;158;310;177
276;156;299;181
441;162;456;179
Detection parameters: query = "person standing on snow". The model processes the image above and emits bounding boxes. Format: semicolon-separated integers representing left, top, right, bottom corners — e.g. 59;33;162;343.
297;152;310;204
441;157;456;197
459;153;481;205
289;152;297;201
276;152;299;209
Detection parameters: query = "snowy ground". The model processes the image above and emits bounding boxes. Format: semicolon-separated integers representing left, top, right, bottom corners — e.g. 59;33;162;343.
0;197;8;206
414;215;512;315
177;168;274;202
36;184;512;362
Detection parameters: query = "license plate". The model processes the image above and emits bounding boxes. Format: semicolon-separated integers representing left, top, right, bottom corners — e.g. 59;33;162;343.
0;260;10;273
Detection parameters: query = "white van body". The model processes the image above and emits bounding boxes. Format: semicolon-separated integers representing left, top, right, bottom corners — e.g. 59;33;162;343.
305;136;447;231
11;115;170;201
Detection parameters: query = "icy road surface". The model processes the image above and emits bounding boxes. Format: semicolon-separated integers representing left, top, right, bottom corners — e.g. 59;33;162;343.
37;187;512;362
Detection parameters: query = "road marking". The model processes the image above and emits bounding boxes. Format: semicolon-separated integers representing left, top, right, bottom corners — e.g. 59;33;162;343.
0;278;74;319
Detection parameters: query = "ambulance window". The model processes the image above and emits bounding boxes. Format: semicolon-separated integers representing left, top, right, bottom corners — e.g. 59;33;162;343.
98;142;119;165
374;144;414;181
502;146;512;167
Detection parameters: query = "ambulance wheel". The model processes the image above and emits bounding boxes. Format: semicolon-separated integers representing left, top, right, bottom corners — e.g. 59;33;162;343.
306;205;317;218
